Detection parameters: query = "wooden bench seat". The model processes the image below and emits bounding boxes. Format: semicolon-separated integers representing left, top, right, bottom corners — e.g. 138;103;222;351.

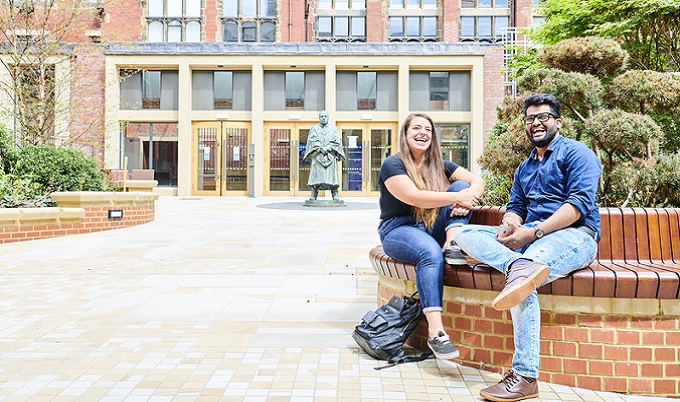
370;206;680;300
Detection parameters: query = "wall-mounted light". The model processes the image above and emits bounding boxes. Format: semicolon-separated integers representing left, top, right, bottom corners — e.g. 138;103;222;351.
108;209;124;219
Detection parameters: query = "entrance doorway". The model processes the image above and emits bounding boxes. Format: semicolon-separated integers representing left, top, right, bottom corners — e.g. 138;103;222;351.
337;122;396;196
264;122;312;196
192;121;250;196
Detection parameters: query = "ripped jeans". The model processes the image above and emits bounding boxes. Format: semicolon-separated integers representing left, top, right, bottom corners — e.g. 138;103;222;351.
378;181;472;313
455;223;598;379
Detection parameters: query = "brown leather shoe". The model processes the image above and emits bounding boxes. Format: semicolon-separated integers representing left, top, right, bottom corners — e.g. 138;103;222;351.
492;260;550;311
480;370;538;401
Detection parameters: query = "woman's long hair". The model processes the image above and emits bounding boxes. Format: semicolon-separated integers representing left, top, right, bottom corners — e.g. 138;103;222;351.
397;113;450;229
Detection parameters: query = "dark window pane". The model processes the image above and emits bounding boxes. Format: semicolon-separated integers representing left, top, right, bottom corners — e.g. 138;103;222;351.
242;21;257;41
389;17;403;36
318;17;332;37
460;16;474;36
335;16;349;37
357;71;376;110
461;0;475;7
223;21;238;41
143;71;161;109
478;16;492;36
429;71;448;110
214;71;233;109
285;71;304;109
260;21;275;41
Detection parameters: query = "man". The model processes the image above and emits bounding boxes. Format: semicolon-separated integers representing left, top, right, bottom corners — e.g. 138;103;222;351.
303;110;346;201
455;94;602;402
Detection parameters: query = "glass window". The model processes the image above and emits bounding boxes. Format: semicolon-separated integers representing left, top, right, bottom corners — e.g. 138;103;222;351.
260;0;276;16
478;0;491;7
167;0;182;16
148;0;164;16
437;123;469;169
351;17;365;37
533;16;544;27
223;0;238;17
405;16;419;36
429;72;448;110
242;0;256;17
123;123;179;187
422;0;435;9
285;72;305;110
143;71;161;109
223;21;238;41
214;71;233;109
461;0;474;7
478;16;492;37
167;21;182;42
318;17;332;37
353;0;365;10
460;16;474;37
406;0;418;8
335;0;348;9
423;16;436;37
335;17;349;37
390;0;401;7
186;0;201;16
357;71;376;110
186;21;201;41
318;0;332;9
495;16;508;38
495;0;508;7
389;17;403;36
260;21;275;41
148;21;164;41
242;21;257;41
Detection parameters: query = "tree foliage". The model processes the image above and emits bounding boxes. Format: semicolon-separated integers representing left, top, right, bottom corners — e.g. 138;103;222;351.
534;0;680;72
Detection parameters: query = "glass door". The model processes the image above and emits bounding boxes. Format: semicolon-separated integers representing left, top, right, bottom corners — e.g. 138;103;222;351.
192;121;250;196
264;122;312;196
337;122;396;196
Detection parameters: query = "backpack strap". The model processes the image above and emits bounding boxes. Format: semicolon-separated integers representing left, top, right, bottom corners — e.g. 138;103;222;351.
373;350;434;370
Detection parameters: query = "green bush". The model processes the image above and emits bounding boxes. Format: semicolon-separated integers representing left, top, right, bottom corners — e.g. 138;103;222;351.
10;145;109;194
0;169;55;208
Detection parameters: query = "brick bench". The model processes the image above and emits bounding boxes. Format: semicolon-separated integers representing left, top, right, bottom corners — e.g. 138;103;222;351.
369;207;680;397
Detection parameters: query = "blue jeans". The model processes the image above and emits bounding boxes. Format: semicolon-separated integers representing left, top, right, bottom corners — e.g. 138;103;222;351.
455;223;598;378
378;181;472;313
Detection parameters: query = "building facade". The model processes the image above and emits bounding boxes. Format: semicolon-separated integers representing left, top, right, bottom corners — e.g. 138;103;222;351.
2;0;543;197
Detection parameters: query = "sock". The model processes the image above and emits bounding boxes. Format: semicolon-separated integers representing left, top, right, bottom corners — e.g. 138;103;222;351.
510;258;533;269
521;375;536;383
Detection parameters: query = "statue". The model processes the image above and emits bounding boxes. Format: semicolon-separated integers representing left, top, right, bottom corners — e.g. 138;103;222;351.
303;110;346;204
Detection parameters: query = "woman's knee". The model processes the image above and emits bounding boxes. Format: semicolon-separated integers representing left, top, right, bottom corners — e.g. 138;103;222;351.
447;180;470;192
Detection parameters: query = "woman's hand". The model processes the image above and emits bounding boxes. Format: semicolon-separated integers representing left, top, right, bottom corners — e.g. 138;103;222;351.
449;205;470;217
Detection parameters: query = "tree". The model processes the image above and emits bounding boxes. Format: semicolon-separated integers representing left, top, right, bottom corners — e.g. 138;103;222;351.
483;36;680;208
0;0;104;147
534;0;680;72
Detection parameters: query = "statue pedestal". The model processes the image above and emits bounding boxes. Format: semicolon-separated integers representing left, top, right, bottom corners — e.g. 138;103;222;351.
303;199;346;208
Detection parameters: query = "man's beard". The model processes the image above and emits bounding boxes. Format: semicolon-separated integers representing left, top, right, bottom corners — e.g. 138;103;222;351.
527;127;557;148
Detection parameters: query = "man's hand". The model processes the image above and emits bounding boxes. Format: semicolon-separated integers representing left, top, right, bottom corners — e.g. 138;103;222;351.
497;226;535;250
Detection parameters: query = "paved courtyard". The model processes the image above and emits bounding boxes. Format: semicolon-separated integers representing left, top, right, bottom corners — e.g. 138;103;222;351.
0;196;674;401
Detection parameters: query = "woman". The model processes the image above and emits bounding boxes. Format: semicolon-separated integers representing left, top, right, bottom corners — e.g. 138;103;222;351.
378;113;485;359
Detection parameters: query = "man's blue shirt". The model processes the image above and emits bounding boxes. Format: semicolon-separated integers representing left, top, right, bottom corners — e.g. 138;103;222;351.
506;135;602;238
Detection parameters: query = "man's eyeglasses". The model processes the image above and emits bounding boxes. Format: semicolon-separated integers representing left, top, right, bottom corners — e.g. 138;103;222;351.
524;112;557;124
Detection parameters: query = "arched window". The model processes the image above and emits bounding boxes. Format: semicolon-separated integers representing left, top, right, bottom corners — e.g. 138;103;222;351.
221;0;278;42
167;21;182;42
148;21;164;42
242;21;257;42
186;21;201;41
223;20;238;42
260;21;275;42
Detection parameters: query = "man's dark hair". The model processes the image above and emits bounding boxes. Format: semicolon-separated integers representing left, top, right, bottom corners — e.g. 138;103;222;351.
524;93;562;118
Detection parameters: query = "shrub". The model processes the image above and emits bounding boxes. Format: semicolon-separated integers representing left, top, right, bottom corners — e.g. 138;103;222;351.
10;145;109;194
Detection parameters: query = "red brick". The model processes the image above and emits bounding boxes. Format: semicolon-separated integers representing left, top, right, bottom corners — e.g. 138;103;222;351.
654;317;678;330
539;356;562;372
590;329;615;344
630;347;653;361
473;319;493;333
641;363;663;377
665;332;680;345
654;379;678;395
454;317;472;331
604;315;630;328
654;347;677;361
541;326;563;341
564;327;588;342
617;330;641;345
578;344;603;359
588;361;613;376
603;377;628;393
473;348;491;362
666;364;680;377
484;306;503;319
491;351;513;366
579;314;603;327
493;321;513;336
554;313;576;325
563;359;587;374
616;362;640;377
483;335;504;350
642;331;665;346
550;373;576;387
576;375;602;390
553;341;577;357
604;345;628;360
630;378;653;393
465;305;482;317
630;316;654;329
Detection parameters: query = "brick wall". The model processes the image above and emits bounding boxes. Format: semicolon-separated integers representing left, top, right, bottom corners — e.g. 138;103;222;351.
0;193;157;244
483;45;506;143
377;281;680;398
